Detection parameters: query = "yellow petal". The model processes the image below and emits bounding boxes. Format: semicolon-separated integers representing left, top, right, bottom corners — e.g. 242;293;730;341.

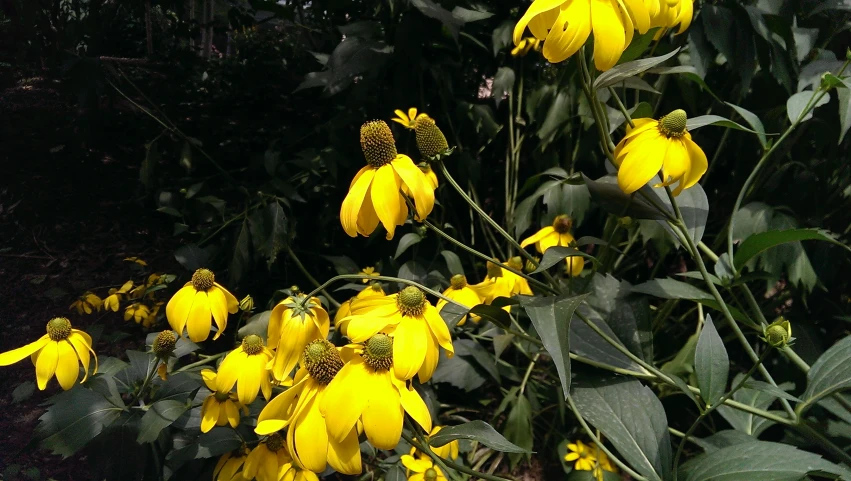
391;317;428;381
617;134;665;194
620;0;650;32
340;168;376;237
520;226;555;249
391;156;434;221
326;405;362;475
186;291;212;342
591;0;626;71
322;360;370;443
237;353;264;405
35;341;59;390
166;285;197;336
0;336;50;366
225;400;241;428
55;341;80;390
513;0;566;44
396;377;432;433
527;8;561;40
417;327;439;383
208;287;230;339
201;396;218;433
675;0;693;34
681;135;708;190
362;372;403;449
344;314;399;343
543;0;592;63
537;230;562;253
292;391;328;473
371;165;403;240
68;332;94;381
202;369;218;391
422;305;454;355
357;186;381;236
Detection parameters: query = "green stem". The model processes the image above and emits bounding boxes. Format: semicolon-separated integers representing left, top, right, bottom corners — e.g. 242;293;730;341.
300;274;465;310
129;357;157;406
402;427;511;481
518;353;541;395
286;245;340;308
176;351;227;373
608;86;634;129
575;311;668;382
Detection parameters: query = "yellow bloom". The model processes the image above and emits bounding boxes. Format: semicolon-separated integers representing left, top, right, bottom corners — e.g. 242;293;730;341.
513;0;651;70
165;268;238;342
124;303;149;324
470;257;533;305
242;433;291;481
103;280;134;312
256;340;362;475
598;449;618;472
357;281;386;299
70;292;102;315
321;334;433;450
360;266;380;283
392;108;429;129
340;121;435;240
213;449;248;481
565;440;597;470
649;0;693;34
511;37;542;57
200;369;246;433
128;283;147;300
267;294;330;382
214;334;273;405
521;215;576;254
0;317;97;390
613;109;708;196
418;163;439;190
279;462;320;481
410;426;459;460
340;286;454;382
566;257;585;277
124;256;147;266
401;455;448;481
436;275;482;326
146;273;163;287
239;295;255;312
334;298;353;336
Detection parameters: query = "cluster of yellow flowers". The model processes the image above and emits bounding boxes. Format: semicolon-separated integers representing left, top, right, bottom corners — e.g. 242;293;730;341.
564;440;618;481
514;0;694;70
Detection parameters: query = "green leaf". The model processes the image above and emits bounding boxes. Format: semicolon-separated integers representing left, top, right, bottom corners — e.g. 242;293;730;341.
593;48;680;90
323;255;359;275
410;0;463;38
618;28;661;63
440;250;464;276
174;243;212;272
136;400;188;443
531;246;588;274
571;377;672;481
733;228;847;271
717;374;792;437
469;303;512;329
787;90;831;124
238;310;271;340
394;232;423;259
430;420;531;453
455;339;500;383
679;440;851;481
741;381;802;403
432;350;487;391
492;67;515;108
801;335;851;413
685;115;761;135
518;294;587;399
438;302;469;329
632;278;711;300
384;465;407;481
35;388;124;457
503;394;534;467
726;102;768;148
694;315;729;406
571;307;645;372
451;6;492;22
582;174;667;221
585;274;653;362
837;78;851;144
12;381;35;404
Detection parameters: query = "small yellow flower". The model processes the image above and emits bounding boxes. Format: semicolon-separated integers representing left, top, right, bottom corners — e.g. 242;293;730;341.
70;292;102;315
521;215;576;253
146;273;163;287
470;257;533;305
124;256;148;266
409;425;459;460
564;440;596;471
239;295;254;312
357;281;386;300
649;0;693;35
200;369;247;433
511;37;542;57
103;280;134;312
279;462;320;481
124;303;151;325
242;433;290;481
401;454;448;481
436;275;483;326
614;109;708;196
267;294;331;382
213;448;248;481
165;268;238;342
392;108;429;129
0;317;97;390
214;334;273;405
360;266;380;283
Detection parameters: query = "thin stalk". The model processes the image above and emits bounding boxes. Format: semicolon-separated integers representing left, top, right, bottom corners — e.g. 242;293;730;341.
286;245;340;308
402;428;512;481
518;353;541;395
608;86;634;129
176;351;227;372
300;274;465;310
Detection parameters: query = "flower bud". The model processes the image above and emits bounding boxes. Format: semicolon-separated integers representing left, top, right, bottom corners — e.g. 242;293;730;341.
763;318;792;348
239;295;254;312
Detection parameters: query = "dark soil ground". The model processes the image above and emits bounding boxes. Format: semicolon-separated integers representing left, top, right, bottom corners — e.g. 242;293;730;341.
0;70;183;480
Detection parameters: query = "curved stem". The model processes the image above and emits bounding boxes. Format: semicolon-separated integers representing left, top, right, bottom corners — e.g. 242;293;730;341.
286;245;340;308
175;351;227;373
300;274;466;309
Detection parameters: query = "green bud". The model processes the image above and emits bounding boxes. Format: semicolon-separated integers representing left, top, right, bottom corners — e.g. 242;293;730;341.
239;295;254;312
763;318;793;348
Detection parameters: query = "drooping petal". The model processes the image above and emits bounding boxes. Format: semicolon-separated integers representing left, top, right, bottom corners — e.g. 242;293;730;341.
68;333;93;381
514;0;567;44
617;133;665;193
55;341;80;390
256;376;307;433
675;0;694;34
418;324;440;383
357;184;381;236
391;317;428;381
0;336;49;366
340;168;376;237
527;7;561;40
543;0;592;64
520;226;555;249
291;391;328;473
370;165;403;240
34;342;59;390
237;354;264;405
620;0;650;33
344;314;399;343
536;230;562;253
591;0;626;71
422;305;454;355
681;135;708;190
391;156;434;221
321;360;370;443
186;291;212;342
201;396;219;433
165;285;197;336
215;350;244;394
361;373;403;450
396;378;433;433
326;402;363;475
208;287;230;339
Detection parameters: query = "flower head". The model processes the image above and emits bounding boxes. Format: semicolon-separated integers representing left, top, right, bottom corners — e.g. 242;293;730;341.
513;0;651;70
511;37;542;57
414;117;450;159
650;0;693;34
339;286;454;382
341;121;435;240
0;317;97;390
321;335;433;450
124;303;152;326
165;268;238;342
418;163;439;190
242;433;291;481
401;454;448;481
213;448;249;481
565;440;596;470
521;215;577;254
613;109;708;196
763;318;793;348
392;108;429;129
267;294;330;382
436;275;482;326
70;292;102;315
200;369;247;433
470;258;533;305
104;280;134;312
360;266;380;283
214;334;274;405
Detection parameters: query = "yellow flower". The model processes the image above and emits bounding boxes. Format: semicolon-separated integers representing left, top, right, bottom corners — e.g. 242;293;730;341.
165;268;238;342
513;0;651;70
239;295;254;312
566;257;585;277
242;433;291;481
146;273;163;287
214;334;273;405
436;275;483;326
521;215;576;253
418;163;439;190
128;283;147;300
649;0;693;34
334;298;353;336
565;440;597;470
152;330;177;381
200;369;247;433
70;292;102;315
103;280;134;312
321;334;433;450
279;462;320;481
256;340;362;475
124;303;152;326
598;449;618;472
392;108;429;129
357;281;386;299
360;266;380;283
124;256;148;266
213;449;248;481
613;109;708;196
267;294;330;382
0;317;97;390
340;121;435;240
511;37;542;57
470;257;533;305
401;455;448;481
410;426;459;460
339;286;454;382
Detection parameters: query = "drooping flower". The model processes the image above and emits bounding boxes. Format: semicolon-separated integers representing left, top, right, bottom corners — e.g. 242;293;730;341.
357;281;386;299
321;334;433;450
213;448;249;481
70;292;102;315
613;109;708;196
649;0;693;34
214;334;273;405
165;268;239;342
200;369;247;433
0;317;97;390
242;433;291;481
566;257;585;277
513;0;651;70
401;454;448;481
511;37;543;57
256;340;362;475
279;462;320;481
267;294;330;382
565;440;597;470
360;266;380;283
470;257;533;305
124;303;151;325
103;280;134;312
124;256;148;266
340;120;435;240
339;286;454;382
392;108;429;129
521;215;585;276
436;275;483;326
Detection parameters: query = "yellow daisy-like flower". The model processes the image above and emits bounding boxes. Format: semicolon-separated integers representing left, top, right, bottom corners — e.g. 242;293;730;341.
513;0;651;70
649;0;693;34
165;268;239;342
357;281;386;299
334;298;353;336
360;266;380;283
213;448;249;481
436;275;482;326
146;273;164;287
280;462;320;481
511;37;543;57
340;286;454;382
200;369;247;433
214;334;273;405
597;449;618;473
242;433;291;481
0;317;97;390
340;120;435;240
470;257;533;305
392;108;429;129
565;440;597;471
103;280;134;312
321;334;433;450
401;454;448;481
613;109;708;196
70;292;102;315
267;294;330;382
410;426;460;460
521;215;576;253
256;340;362;475
566;257;585;277
124;303;151;325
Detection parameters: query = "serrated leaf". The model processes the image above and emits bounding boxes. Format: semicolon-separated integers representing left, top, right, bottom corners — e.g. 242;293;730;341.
694;315;729;406
35;388;123;457
734;228;847;271
136;400;188;443
430;420;531;453
801;335;851;413
518;294;587;398
593;48;680;90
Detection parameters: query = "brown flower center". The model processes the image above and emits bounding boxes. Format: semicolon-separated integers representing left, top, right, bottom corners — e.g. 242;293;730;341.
361;120;397;167
241;335;264;355
265;433;284;452
191;268;215;291
449;274;467;290
552;215;573;234
153;330;177;358
46;317;72;341
658;109;688;138
363;334;393;372
303;339;343;384
396;286;426;317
